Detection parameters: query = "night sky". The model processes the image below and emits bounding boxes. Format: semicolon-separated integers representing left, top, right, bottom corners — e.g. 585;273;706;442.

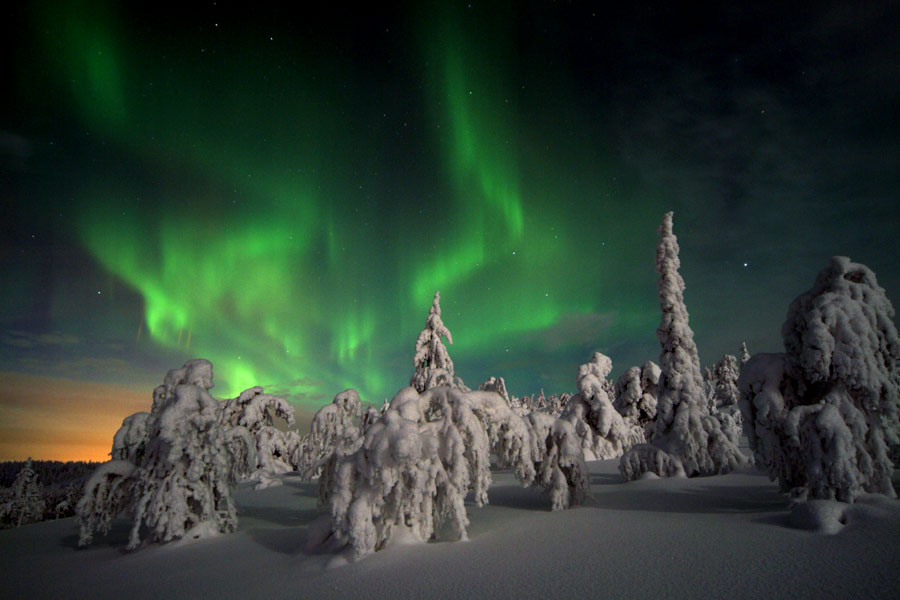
2;1;898;461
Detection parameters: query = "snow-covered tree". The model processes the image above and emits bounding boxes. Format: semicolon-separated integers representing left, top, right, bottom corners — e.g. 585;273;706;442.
478;376;510;402
77;359;256;549
614;361;659;437
739;256;900;502
561;352;645;460
221;386;299;488
526;412;590;510
712;355;741;409
328;401;471;558
299;388;363;481
5;458;46;527
410;291;465;392
620;212;747;479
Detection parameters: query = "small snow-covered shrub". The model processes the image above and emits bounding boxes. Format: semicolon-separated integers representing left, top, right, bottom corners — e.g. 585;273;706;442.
527;412;590;510
561;352;645;460
299;388;363;481
222;386;299;487
739;257;900;502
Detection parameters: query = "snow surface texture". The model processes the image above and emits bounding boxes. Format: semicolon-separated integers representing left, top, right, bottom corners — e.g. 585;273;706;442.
77;360;260;549
561;352;645;461
6;457;898;600
620;212;747;479
409;291;467;392
739;256;900;502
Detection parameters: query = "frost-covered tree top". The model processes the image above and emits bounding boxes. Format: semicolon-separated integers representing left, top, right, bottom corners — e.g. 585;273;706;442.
410;291;457;392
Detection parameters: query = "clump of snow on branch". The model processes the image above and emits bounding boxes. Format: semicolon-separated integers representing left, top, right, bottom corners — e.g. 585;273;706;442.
410;291;467;392
739;256;900;502
77;359;257;549
561;352;644;460
620;212;747;480
111;412;150;464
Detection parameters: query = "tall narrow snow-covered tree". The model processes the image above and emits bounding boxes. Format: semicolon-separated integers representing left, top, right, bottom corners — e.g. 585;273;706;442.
620;212;746;480
410;291;462;392
739;256;900;502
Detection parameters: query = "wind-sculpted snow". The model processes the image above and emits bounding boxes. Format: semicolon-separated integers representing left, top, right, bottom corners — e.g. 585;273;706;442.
739;257;900;502
620;212;747;479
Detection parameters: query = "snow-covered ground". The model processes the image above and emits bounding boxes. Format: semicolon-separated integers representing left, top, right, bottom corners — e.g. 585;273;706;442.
2;457;898;600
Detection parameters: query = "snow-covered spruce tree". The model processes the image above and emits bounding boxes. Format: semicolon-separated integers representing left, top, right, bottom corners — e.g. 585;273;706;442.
620;212;747;480
561;352;645;460
328;392;474;557
739;256;900;502
614;361;660;438
712;355;741;409
478;376;510;402
77;359;256;549
410;291;466;392
7;458;46;527
526;412;590;510
299;388;363;482
221;386;300;488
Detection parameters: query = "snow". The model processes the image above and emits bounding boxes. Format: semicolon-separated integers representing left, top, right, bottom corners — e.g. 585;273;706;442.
2;455;898;599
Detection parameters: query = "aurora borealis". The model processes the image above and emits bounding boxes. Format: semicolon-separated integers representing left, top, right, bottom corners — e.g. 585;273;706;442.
2;2;898;461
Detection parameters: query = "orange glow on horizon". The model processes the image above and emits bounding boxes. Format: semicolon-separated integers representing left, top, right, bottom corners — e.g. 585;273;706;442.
0;372;151;462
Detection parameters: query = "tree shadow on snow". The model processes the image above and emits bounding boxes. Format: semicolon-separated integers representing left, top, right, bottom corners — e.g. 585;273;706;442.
588;483;787;516
60;518;132;551
246;526;311;555
239;505;320;528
